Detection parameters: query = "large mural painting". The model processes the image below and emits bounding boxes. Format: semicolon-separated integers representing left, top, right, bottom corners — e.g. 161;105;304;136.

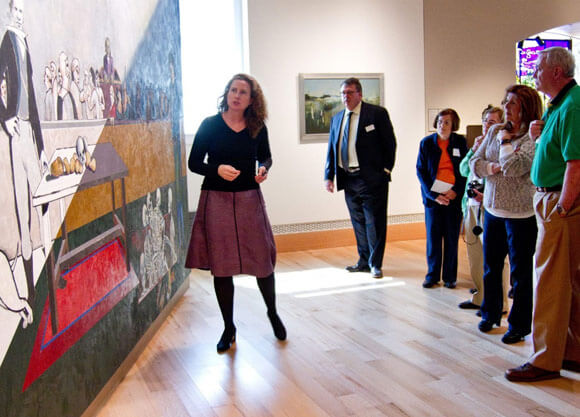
0;0;187;415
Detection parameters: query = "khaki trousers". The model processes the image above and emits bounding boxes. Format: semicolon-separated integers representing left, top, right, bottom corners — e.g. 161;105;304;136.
464;204;509;309
529;191;580;371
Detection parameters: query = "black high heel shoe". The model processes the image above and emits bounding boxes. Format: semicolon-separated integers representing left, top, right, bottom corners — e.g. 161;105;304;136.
217;327;236;352
478;319;501;333
267;312;287;341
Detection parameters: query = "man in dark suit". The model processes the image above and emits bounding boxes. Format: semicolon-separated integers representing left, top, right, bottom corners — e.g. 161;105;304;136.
324;77;396;278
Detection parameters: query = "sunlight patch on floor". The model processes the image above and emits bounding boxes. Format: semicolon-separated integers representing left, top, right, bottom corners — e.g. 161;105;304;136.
233;267;405;297
293;281;405;298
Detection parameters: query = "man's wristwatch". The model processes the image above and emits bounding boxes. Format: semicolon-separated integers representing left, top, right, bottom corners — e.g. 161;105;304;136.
556;203;568;217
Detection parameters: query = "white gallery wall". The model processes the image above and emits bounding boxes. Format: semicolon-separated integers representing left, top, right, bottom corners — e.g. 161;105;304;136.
423;0;580;132
186;0;580;228
246;0;426;225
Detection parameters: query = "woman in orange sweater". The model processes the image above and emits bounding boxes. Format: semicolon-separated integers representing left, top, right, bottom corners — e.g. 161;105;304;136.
416;109;468;288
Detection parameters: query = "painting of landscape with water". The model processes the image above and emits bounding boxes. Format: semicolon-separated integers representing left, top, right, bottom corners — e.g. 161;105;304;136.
299;73;383;143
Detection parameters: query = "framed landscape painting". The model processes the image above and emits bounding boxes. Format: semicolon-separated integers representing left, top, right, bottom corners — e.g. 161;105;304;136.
299;73;384;143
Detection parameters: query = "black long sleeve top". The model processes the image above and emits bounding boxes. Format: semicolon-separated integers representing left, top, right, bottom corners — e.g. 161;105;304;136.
188;113;272;192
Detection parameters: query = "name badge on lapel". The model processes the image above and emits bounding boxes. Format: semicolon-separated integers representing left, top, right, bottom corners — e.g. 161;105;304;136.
365;124;375;132
453;148;460;157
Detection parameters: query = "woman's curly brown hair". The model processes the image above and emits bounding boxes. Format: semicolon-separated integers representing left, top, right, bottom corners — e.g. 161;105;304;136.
218;73;268;138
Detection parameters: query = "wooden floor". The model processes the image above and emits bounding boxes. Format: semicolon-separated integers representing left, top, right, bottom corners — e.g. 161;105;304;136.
96;240;580;417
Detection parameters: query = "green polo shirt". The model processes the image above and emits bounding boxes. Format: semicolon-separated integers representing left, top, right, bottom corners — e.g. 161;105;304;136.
531;80;580;187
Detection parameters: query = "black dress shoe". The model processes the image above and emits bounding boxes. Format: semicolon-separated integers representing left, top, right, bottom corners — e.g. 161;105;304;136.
267;312;287;341
422;280;437;288
444;282;456;289
346;263;370;273
501;329;527;344
476;309;507;317
371;267;383;278
562;360;580;372
217;327;236;353
505;363;560;382
478;319;500;333
458;300;480;309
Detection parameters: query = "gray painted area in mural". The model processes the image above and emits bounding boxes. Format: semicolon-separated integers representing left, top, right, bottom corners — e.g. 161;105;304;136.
0;0;158;119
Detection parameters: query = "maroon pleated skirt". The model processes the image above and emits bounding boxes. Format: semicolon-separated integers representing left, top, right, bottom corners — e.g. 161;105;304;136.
185;189;276;278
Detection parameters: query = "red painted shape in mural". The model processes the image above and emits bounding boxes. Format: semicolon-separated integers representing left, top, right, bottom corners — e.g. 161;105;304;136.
22;239;138;391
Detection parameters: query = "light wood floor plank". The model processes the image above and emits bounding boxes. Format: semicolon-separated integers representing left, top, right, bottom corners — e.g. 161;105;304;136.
94;240;580;417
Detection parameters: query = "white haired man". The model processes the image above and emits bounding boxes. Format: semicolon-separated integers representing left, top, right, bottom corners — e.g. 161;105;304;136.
506;47;580;382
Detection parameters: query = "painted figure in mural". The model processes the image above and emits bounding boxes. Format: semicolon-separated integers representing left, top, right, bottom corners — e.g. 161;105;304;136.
80;69;91;119
49;60;58;118
95;70;105;118
139;188;177;302
115;83;130;120
145;84;154;121
70;57;83;119
165;188;177;268
83;67;104;119
133;82;143;120
43;65;55;120
100;37;120;118
186;74;286;353
0;0;50;306
102;37;114;83
156;188;178;310
149;189;167;278
107;84;116;118
0;250;33;328
56;50;77;119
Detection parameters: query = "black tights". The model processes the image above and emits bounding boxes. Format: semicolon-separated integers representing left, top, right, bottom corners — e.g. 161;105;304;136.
214;273;277;329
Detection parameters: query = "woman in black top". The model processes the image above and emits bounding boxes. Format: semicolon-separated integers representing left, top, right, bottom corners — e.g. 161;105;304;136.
186;74;286;352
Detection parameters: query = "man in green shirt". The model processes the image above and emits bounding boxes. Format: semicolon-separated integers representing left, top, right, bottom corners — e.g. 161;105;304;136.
506;47;580;382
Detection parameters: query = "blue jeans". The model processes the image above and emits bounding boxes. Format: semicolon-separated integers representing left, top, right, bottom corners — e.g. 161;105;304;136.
481;210;537;333
424;204;462;284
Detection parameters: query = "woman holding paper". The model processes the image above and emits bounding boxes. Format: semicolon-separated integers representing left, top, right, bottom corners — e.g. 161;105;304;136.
416;109;468;289
469;85;542;343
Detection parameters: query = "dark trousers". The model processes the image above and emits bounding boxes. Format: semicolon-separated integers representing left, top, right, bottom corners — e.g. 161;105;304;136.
424;204;462;284
481;210;537;333
343;174;388;269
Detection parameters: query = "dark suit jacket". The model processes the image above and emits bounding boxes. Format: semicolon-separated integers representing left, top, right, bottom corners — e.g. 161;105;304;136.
0;30;44;157
416;132;467;208
325;101;396;191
